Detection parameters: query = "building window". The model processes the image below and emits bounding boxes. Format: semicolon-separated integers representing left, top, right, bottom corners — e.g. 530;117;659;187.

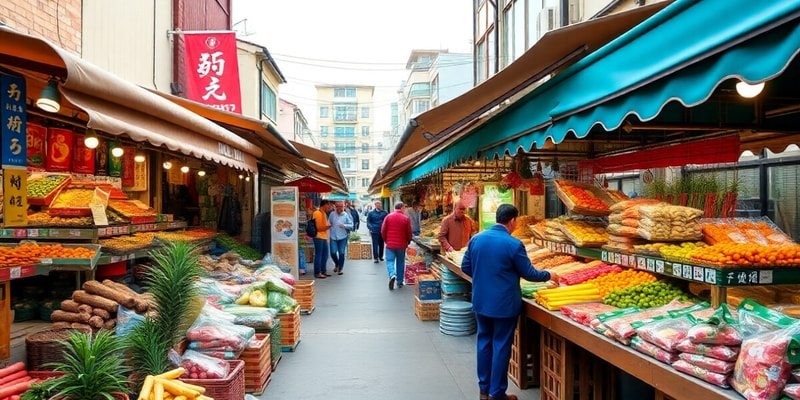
361;159;370;170
361;178;370;187
362;143;369;153
260;82;277;120
361;126;370;136
341;157;356;170
320;106;329;118
334;104;357;122
413;100;429;114
361;107;370;118
335;142;357;154
320;126;329;137
321;143;329;150
334;87;356;97
334;126;355;137
346;177;356;188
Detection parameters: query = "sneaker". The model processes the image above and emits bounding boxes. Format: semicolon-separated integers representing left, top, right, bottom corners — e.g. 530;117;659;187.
374;259;379;263
389;275;396;290
397;282;404;288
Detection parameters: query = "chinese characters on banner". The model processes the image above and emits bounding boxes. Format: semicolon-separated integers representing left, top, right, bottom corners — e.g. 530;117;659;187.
182;32;242;114
2;73;28;226
1;73;27;168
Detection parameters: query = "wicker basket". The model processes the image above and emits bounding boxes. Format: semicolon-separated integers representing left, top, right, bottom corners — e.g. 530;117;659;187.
181;359;245;400
26;327;92;371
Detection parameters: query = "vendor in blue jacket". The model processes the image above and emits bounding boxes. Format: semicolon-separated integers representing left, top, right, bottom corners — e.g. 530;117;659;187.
461;204;558;400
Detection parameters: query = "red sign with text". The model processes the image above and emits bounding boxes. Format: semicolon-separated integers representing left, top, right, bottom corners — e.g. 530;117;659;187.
46;128;73;172
71;133;95;174
183;32;242;114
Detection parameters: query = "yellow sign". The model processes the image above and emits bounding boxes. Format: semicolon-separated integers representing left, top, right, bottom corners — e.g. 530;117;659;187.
3;167;27;226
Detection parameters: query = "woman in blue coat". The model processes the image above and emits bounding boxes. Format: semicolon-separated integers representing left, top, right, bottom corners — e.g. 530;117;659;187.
462;204;558;400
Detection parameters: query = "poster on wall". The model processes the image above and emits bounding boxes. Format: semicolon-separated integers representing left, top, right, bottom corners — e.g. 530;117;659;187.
270;186;299;279
479;184;514;231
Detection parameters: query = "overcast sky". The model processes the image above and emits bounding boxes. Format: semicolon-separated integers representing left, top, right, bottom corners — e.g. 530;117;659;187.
232;0;473;133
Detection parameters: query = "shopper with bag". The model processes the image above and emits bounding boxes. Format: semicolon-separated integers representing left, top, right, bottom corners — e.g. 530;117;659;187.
329;201;354;275
461;204;557;400
312;200;333;279
381;201;412;290
367;200;388;263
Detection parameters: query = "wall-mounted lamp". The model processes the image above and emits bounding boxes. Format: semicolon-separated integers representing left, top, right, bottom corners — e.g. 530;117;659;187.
197;170;206;177
162;161;173;170
180;165;190;173
736;80;765;98
111;144;124;158
36;78;61;113
84;129;99;149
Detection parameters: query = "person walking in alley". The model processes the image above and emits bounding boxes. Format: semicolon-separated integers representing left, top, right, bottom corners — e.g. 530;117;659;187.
381;201;412;290
346;202;360;232
438;199;477;253
367;200;388;263
405;201;422;236
461;204;558;400
312;200;333;279
329;201;354;275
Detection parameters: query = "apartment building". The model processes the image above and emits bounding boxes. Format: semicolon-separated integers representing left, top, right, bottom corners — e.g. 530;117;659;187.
316;85;375;203
277;99;315;146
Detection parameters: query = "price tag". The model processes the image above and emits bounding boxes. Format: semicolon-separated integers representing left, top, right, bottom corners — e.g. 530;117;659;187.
601;251;608;262
10;266;21;279
0;229;13;237
637;257;646;270
671;262;682;277
112;226;120;235
121;225;130;234
567;245;576;255
110;256;122;263
13;229;26;238
693;266;704;281
27;229;39;237
655;260;664;274
40;258;53;264
49;229;61;237
69;229;81;237
621;254;629;266
682;264;692;279
759;270;773;284
614;253;622;265
98;227;109;237
704;268;717;284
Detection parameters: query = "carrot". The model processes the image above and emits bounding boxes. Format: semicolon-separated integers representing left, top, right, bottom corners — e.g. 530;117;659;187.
0;370;27;385
11;395;22;400
2;376;30;386
0;378;34;398
0;362;25;380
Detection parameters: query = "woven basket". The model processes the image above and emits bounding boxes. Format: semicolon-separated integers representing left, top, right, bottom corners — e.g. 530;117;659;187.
26;327;92;371
181;359;245;400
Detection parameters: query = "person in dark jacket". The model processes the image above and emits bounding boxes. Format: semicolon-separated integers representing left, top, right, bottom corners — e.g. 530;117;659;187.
461;204;558;400
380;201;412;290
366;200;388;263
346;202;360;232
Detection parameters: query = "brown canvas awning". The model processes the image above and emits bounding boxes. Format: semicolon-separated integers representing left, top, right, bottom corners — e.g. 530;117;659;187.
0;25;262;172
289;140;348;194
380;2;671;185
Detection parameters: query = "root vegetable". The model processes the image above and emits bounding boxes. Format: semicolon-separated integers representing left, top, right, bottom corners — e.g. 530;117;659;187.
78;303;93;314
84;280;136;309
70;322;92;331
51;321;71;329
60;299;82;313
51;310;90;324
156;368;185;380
73;290;118;313
138;375;154;400
0;370;27;386
102;318;117;330
92;307;111;320
0;378;34;398
0;362;25;380
88;315;105;329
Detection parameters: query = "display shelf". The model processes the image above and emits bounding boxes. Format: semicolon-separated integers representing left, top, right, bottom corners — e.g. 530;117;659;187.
436;254;472;283
413;237;441;252
0;221;188;240
0;265;38;281
523;300;739;400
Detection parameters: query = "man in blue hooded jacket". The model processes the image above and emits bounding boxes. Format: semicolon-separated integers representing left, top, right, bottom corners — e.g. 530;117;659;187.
462;204;558;400
366;200;388;263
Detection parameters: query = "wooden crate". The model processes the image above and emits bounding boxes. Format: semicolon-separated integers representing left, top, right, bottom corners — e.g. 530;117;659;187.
291;280;315;314
347;243;361;260
413;296;441;321
241;333;272;394
359;242;372;259
540;328;615;400
276;305;301;351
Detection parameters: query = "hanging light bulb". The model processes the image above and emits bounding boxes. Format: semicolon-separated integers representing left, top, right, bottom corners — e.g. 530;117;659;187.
84;129;99;149
134;149;146;163
736;80;765;98
111;145;124;158
163;160;173;170
197;170;206;177
180;165;190;173
238;174;244;180
245;175;251;182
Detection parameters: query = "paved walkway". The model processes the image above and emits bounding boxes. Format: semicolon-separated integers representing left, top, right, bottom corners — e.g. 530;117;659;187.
257;239;542;399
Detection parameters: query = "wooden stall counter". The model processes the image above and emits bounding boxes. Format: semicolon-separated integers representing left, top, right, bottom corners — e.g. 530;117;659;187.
523;299;740;400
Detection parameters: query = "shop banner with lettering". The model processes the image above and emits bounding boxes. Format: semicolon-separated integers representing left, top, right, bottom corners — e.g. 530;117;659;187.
3;166;27;226
183;32;242;114
46;128;73;172
121;146;135;187
94;137;109;176
1;73;27;168
71;133;95;174
26;122;46;170
108;141;122;177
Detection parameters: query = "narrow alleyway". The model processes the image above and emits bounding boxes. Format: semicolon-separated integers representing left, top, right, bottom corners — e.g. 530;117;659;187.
258;224;541;400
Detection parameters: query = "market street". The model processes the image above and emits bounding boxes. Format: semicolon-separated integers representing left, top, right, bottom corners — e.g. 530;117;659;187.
259;233;540;399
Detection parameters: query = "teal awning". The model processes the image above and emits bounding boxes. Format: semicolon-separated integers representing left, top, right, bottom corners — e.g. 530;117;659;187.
478;0;800;159
327;193;357;201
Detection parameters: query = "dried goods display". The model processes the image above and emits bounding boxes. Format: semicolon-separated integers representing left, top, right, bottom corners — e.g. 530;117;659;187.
690;242;800;267
0;243;97;267
108;199;157;223
558;220;608;247
702;217;794;246
99;233;157;253
554;179;615;216
636;204;703;241
50;279;151;330
602;281;692;309
27;174;70;205
26;211;93;227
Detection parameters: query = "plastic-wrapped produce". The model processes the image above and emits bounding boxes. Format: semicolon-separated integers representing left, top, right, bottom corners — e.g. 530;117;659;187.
677;353;735;374
633;316;691;353
671;360;730;388
675;339;739;361
630;336;678;364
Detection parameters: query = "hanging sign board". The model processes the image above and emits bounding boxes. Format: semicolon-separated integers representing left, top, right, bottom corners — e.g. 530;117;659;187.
3;166;27;226
26;123;46;170
1;73;27;168
270;186;299;279
46;128;73;172
182;32;243;114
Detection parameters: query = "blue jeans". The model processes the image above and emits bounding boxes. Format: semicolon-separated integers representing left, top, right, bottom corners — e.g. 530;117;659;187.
329;238;348;271
412;230;420;236
313;238;329;275
370;231;384;260
385;248;406;283
475;313;517;399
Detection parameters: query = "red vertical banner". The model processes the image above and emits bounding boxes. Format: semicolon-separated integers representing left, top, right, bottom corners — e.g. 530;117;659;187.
26;123;46;170
121;146;135;187
183;32;242;114
71;134;95;174
46;128;73;172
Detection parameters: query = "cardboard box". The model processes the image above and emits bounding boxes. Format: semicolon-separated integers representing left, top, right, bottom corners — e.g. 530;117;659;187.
415;272;442;301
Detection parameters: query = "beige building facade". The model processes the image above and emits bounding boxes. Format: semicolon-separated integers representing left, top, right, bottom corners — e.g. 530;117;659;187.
315;85;375;203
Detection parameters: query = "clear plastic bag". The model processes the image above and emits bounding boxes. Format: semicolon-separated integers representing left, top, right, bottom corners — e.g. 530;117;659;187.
634;316;692;353
179;349;231;379
222;304;278;329
675;339;739;361
671;359;730;388
630;336;678;364
115;305;145;337
186;306;255;352
677;353;735;374
267;291;298;313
